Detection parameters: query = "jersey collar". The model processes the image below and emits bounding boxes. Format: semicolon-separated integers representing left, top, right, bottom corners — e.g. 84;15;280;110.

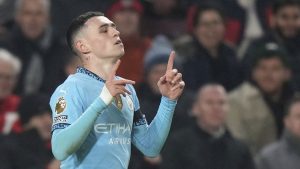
76;67;106;82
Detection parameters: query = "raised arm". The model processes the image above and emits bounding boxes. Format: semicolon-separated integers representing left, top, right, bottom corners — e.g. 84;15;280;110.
132;51;185;157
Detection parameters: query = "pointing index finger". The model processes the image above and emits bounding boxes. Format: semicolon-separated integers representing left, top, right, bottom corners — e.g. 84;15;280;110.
167;51;175;72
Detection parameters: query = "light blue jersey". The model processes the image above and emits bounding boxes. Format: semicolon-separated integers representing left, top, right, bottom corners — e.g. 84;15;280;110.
50;67;177;169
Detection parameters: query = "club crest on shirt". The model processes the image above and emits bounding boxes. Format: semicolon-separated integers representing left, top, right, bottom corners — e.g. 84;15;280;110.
55;97;67;114
126;95;134;112
114;95;123;110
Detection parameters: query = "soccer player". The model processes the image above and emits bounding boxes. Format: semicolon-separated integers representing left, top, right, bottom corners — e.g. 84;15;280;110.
50;11;185;169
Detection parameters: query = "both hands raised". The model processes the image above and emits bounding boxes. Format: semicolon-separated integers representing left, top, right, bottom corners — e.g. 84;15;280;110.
105;51;185;100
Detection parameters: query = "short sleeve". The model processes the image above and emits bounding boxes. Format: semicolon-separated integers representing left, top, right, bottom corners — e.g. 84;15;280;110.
50;82;84;133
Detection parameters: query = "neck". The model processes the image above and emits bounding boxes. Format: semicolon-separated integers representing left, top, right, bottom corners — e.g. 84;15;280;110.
83;56;117;80
197;119;225;138
265;88;282;102
284;129;300;155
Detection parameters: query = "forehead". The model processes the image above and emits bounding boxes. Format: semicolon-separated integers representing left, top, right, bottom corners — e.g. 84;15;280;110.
85;16;114;27
257;57;284;66
290;102;300;113
277;5;300;13
199;86;226;100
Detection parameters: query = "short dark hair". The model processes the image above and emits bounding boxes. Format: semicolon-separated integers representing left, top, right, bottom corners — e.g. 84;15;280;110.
193;2;225;28
66;11;104;55
251;42;290;70
284;95;300;117
272;0;300;14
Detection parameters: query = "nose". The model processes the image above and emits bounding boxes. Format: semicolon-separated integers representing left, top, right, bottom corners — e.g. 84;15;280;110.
111;27;120;37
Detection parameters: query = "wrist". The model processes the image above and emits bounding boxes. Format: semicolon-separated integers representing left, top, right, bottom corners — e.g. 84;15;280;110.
99;85;113;105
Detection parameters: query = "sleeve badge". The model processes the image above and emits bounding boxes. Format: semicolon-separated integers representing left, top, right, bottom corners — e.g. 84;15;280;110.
55;97;67;114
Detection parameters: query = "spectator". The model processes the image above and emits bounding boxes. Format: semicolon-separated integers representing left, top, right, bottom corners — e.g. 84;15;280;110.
0;48;22;134
185;0;272;49
177;3;242;91
227;42;294;155
161;84;255;169
0;0;69;95
256;96;300;169
0;93;59;169
107;0;151;84
141;0;186;38
243;0;300;90
51;0;112;39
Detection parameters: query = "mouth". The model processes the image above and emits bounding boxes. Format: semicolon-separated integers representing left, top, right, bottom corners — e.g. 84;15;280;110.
114;39;123;45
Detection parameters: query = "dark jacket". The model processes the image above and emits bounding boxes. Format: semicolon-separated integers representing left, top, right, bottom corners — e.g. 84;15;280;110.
182;38;242;91
0;27;69;95
0;129;53;169
161;120;255;169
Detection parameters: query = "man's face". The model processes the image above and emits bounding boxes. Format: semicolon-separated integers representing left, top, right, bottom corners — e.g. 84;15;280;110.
79;16;124;59
28;112;52;140
112;9;140;38
194;10;225;49
193;86;228;130
252;57;289;94
273;5;300;38
0;61;17;99
15;0;49;40
285;102;300;138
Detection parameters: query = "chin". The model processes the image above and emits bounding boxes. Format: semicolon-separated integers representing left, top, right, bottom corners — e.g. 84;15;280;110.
117;49;125;58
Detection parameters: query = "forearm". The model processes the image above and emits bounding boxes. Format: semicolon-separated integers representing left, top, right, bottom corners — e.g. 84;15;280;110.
52;87;112;161
133;96;177;157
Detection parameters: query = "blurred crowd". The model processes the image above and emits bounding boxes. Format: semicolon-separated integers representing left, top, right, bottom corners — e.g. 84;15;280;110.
0;0;299;169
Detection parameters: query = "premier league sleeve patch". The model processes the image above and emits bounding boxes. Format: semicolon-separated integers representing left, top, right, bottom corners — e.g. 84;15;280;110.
133;109;147;126
55;96;67;114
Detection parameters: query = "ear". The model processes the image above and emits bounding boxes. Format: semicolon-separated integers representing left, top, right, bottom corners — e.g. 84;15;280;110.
74;40;90;55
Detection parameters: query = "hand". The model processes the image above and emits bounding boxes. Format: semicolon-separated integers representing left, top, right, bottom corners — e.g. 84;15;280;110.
144;155;162;165
157;51;185;100
105;60;135;97
47;159;60;169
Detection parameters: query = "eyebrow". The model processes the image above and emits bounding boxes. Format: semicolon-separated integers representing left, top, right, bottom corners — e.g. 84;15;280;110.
99;23;116;29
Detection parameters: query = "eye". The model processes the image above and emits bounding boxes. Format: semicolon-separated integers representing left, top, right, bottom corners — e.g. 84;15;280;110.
100;28;108;33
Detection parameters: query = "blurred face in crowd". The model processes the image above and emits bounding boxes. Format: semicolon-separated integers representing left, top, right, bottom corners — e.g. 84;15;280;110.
194;9;225;49
0;60;18;100
153;0;176;15
75;16;124;60
15;0;49;40
112;9;140;38
285;101;300;138
252;57;290;95
27;112;52;140
147;63;167;94
273;5;300;38
192;85;228;132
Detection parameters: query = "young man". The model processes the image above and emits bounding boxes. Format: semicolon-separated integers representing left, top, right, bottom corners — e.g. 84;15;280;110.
50;11;184;169
227;42;294;155
243;0;300;90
